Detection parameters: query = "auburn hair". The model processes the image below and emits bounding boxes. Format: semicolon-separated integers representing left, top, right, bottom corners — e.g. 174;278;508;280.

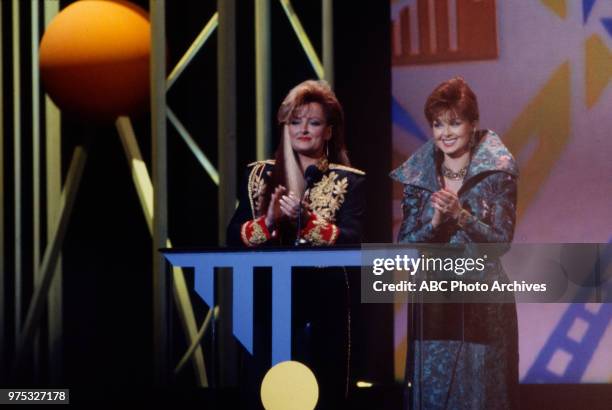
259;80;352;242
424;77;479;125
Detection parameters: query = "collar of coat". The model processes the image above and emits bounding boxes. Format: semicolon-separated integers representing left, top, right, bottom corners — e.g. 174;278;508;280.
248;159;365;175
389;130;518;192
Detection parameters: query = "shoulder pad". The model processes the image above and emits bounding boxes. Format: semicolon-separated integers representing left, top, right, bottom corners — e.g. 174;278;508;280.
329;163;366;176
247;159;275;167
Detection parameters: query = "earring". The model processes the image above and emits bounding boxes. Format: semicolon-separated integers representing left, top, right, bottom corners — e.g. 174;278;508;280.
325;141;329;158
469;128;477;148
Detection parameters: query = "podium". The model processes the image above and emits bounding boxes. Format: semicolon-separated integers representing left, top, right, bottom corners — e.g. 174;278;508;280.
162;247;362;365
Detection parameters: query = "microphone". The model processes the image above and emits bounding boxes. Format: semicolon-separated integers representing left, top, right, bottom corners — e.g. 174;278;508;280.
295;165;322;246
304;164;323;189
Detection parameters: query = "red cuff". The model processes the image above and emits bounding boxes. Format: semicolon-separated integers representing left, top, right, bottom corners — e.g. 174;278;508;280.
240;216;272;247
300;212;339;246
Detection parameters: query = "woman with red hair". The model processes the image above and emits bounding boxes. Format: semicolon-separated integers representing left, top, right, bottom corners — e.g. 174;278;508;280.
227;80;365;408
228;79;364;247
391;77;520;409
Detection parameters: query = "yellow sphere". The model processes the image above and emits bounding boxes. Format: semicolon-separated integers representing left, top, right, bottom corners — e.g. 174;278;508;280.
39;0;151;121
260;361;319;410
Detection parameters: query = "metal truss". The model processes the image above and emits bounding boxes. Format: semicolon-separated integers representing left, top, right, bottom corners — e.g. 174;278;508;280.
2;0;336;388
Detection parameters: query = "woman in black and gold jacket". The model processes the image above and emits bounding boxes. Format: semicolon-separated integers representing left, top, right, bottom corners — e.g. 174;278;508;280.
226;80;365;409
227;79;365;247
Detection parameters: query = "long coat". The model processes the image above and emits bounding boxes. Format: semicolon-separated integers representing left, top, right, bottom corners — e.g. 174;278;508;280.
390;130;520;410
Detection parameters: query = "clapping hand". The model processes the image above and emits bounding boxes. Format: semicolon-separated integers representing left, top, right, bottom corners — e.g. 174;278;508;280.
265;186;308;231
265;185;286;230
279;190;308;222
431;188;462;227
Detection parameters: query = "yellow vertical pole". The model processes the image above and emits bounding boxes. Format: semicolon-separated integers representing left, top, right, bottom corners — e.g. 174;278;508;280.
12;0;22;344
218;1;237;243
150;0;169;385
322;0;334;87
44;0;62;384
255;0;272;160
31;0;40;296
31;0;41;379
218;0;237;386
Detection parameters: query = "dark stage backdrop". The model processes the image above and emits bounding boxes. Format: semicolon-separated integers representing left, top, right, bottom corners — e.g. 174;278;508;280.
3;1;612;407
0;0;394;402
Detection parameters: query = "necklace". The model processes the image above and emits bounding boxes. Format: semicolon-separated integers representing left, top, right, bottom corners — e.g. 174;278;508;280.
316;156;329;172
441;164;467;180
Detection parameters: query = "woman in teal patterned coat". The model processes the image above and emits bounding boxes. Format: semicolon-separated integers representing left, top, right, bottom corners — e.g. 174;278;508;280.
390;77;519;409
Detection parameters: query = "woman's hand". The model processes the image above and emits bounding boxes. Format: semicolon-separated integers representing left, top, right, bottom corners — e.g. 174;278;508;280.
431;188;462;227
265;185;286;230
279;191;308;222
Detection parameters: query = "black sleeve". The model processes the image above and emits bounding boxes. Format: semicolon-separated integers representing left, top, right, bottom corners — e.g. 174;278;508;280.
335;173;366;244
226;167;255;247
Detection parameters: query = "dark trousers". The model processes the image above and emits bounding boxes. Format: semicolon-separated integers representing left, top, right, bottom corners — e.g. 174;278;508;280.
292;267;351;409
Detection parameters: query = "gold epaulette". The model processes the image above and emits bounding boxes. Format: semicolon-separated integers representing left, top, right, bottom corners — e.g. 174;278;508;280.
329;163;366;175
247;159;276;167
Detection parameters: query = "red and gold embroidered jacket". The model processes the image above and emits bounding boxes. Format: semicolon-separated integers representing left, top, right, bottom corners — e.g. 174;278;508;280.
226;160;365;247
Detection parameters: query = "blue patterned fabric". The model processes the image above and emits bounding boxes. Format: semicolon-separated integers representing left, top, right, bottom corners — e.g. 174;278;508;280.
391;130;520;409
390;130;518;245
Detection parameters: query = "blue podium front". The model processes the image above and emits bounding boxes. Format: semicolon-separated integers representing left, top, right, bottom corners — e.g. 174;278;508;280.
162;247;362;365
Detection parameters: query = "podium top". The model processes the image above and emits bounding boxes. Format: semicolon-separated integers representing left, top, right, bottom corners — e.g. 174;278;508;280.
159;245;362;254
